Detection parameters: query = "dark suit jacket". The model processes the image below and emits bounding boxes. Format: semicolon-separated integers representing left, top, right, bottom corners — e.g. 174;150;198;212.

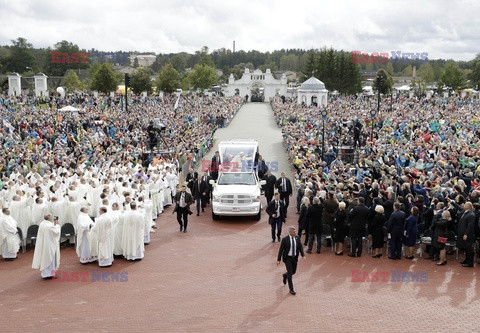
173;191;194;213
192;180;208;199
186;172;198;190
277;235;305;262
455;207;476;248
349;204;370;237
210;156;221;179
276;177;293;195
266;199;286;224
263;174;277;194
387;210;406;238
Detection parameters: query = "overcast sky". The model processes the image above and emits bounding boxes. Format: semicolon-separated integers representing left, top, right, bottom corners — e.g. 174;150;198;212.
0;0;478;61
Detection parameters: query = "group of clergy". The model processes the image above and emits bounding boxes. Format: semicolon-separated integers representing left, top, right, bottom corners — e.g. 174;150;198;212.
0;160;180;278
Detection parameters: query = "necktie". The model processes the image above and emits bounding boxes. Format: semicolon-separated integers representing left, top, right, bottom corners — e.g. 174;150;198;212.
276;201;279;216
292;236;296;256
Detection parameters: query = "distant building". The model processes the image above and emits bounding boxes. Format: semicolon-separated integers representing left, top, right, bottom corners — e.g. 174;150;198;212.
129;54;156;67
297;77;328;107
274;70;297;82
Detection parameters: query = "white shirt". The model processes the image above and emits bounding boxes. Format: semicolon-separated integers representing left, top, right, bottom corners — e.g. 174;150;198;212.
288;236;296;257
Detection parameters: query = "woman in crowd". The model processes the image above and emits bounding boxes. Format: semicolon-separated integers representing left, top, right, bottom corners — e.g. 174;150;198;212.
371;205;385;258
432;210;451;265
297;196;310;246
403;206;419;259
333;201;347;255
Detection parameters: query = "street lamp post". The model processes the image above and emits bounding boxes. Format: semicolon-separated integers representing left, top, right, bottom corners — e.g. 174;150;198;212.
321;108;327;161
370;109;376;142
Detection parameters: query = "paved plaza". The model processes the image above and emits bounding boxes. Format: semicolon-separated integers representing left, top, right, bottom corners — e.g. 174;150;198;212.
1;103;479;332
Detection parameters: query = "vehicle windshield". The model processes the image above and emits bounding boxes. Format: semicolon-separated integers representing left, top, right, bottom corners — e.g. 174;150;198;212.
217;173;257;185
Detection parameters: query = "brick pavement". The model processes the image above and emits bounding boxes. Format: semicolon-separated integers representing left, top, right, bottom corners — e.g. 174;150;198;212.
0;197;479;332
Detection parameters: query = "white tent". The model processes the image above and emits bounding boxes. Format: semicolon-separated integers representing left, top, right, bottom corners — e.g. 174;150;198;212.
58;105;80;112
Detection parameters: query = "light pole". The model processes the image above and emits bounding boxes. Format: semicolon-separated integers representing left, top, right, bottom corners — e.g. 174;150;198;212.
370;109;376;142
321;108;327;161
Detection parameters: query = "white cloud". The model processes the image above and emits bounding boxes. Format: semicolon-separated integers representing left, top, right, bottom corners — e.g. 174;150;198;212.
0;0;478;60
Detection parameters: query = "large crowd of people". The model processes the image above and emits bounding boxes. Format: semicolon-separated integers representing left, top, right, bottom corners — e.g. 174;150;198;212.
0;92;243;278
270;95;480;267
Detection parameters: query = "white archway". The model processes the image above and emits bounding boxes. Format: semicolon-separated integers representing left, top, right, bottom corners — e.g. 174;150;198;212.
226;68;287;102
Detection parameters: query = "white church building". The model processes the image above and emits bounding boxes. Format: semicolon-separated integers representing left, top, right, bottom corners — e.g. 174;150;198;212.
225;68;287;101
297;76;328;107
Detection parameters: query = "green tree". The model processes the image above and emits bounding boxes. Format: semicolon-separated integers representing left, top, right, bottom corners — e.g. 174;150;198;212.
301;50;317;79
374;69;393;94
130;67;153;94
440;61;466;91
7;37;37;73
402;64;413;76
279;54;299;71
64;70;84;92
90;63;119;94
133;57;139;68
44;40;88;76
469;54;480;89
385;62;395;76
418;62;434;84
156;63;180;93
188;63;217;90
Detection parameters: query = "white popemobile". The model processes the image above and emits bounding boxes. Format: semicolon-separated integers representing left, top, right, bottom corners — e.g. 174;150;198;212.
210;140;265;221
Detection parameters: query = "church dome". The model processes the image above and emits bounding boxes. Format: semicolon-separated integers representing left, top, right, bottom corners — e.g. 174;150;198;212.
299;77;326;91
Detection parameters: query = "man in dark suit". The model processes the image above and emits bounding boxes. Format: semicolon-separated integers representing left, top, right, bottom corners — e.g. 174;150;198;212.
185;169;198;193
277;226;306;295
266;192;287;242
348;197;370;257
263;170;276;204
452;201;476;267
387;202;406;259
256;155;268;180
173;184;194;232
210;151;221;181
276;172;293;211
307;197;323;253
192;176;208;216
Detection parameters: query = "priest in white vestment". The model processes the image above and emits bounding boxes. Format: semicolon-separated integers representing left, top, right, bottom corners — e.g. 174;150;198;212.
138;197;152;244
9;195;30;238
76;207;97;263
122;202;145;260
112;203;124;256
90;207;115;267
31;197;49;227
32;214;60;278
0;208;21;260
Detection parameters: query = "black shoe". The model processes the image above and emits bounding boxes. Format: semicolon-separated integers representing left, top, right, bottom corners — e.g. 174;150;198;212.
289;290;296;295
180;226;183;232
306;250;312;254
462;263;474;267
348;253;356;258
316;250;321;254
405;256;414;260
335;252;344;256
183;229;187;233
196;213;199;216
388;256;397;260
202;209;204;212
460;260;466;264
436;261;447;266
282;274;287;285
277;237;281;242
303;243;308;246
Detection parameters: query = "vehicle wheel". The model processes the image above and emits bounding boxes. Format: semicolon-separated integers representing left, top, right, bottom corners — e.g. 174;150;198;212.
254;208;261;221
212;212;219;220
